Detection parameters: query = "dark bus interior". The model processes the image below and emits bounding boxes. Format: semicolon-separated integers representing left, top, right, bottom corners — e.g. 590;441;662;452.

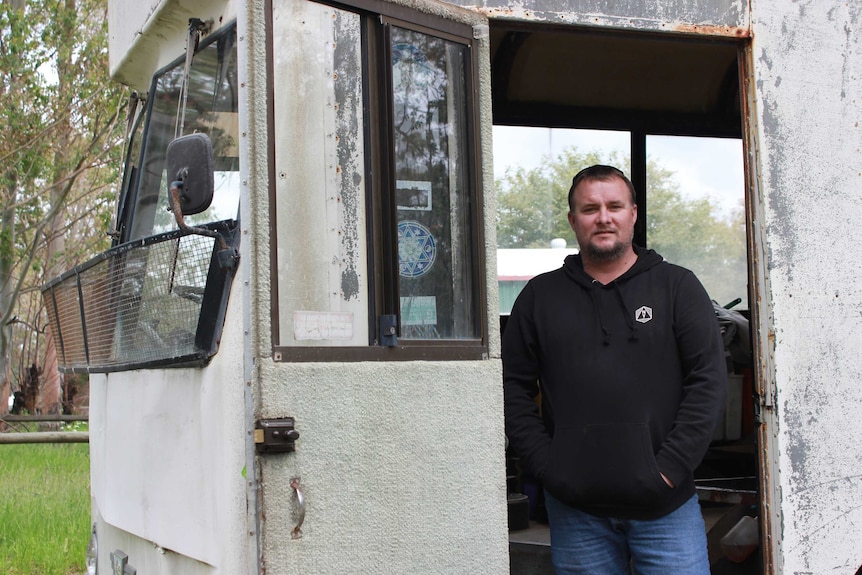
490;22;761;575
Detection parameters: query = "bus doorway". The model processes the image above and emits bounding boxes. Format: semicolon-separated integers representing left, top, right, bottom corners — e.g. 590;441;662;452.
490;22;764;575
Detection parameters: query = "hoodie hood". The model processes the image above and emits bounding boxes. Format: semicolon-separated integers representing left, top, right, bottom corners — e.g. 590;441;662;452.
562;245;664;345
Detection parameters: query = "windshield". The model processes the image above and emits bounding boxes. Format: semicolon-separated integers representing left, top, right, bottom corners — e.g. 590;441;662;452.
125;24;240;241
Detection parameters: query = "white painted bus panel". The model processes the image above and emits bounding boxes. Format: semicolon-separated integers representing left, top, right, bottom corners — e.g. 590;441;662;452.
97;0;862;572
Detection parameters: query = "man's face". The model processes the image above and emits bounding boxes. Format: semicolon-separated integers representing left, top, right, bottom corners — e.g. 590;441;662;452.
567;176;637;262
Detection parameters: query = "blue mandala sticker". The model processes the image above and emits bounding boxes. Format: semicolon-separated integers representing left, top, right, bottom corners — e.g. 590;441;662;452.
397;220;437;278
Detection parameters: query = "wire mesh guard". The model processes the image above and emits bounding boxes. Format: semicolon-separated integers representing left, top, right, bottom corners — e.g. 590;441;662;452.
43;231;222;372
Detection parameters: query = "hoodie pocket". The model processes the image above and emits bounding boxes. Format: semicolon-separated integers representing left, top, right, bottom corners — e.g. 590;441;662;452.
545;422;668;509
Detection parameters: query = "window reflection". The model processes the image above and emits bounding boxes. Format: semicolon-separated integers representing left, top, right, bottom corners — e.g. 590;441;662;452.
391;27;477;340
127;29;240;241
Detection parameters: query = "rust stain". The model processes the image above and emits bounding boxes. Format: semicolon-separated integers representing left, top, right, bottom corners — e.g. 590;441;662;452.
474;6;536;19
471;9;751;38
673;23;750;38
756;419;775;574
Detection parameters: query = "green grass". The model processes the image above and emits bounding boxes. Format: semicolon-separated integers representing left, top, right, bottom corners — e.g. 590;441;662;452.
0;429;90;575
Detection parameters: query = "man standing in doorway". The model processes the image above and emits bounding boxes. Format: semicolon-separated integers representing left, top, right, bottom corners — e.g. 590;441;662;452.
503;165;727;574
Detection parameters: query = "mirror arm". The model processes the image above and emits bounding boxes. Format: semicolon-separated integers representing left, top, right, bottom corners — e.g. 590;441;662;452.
169;182;226;250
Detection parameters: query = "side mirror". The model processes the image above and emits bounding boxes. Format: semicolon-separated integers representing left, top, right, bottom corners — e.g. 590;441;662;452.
165;133;237;270
166;133;214;215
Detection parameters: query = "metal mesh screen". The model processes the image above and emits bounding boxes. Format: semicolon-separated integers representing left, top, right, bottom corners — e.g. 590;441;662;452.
43;231;221;372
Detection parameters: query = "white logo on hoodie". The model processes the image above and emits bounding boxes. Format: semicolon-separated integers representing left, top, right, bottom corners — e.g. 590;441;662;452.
635;306;653;324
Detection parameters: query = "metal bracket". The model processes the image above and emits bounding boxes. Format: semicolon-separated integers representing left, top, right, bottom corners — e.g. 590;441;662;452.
254;418;300;454
379;314;398;347
111;549;137;575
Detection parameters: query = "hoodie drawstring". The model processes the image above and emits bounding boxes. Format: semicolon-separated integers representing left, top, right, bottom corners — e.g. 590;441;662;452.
589;280;639;345
613;283;639;342
588;283;612;346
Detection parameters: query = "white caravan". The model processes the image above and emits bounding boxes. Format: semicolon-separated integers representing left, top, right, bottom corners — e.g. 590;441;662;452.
41;0;862;573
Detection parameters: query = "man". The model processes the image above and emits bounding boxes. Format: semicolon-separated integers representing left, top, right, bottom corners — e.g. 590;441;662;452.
503;165;727;574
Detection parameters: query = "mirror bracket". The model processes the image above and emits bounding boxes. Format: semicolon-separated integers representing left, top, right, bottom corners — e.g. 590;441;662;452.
168;182;238;271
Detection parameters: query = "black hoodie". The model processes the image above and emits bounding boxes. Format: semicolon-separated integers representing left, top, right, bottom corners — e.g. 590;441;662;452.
503;246;727;520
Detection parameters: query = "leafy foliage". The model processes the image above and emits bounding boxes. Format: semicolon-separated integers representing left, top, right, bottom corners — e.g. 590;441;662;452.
496;148;610;249
0;0;126;405
645;165;747;307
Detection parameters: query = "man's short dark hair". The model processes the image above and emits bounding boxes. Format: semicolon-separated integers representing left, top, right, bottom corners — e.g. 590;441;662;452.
568;165;637;211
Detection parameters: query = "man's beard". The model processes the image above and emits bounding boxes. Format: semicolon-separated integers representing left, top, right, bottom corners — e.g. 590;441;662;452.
582;236;630;262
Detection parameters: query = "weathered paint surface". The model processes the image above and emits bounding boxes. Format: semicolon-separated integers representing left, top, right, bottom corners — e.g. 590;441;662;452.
750;1;862;573
271;0;370;345
102;0;862;571
450;0;748;35
248;0;509;571
88;288;250;574
108;0;236;89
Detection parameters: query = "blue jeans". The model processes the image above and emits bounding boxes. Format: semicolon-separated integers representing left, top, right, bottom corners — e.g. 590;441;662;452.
544;491;710;575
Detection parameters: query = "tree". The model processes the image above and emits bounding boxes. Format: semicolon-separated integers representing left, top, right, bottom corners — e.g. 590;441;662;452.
645;163;747;307
495;146;747;306
496;148;608;248
0;0;125;414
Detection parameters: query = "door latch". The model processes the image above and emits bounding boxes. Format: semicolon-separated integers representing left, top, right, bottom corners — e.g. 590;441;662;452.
255;418;300;454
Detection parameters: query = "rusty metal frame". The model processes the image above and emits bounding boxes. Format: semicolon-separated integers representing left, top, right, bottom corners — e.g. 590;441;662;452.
738;37;777;575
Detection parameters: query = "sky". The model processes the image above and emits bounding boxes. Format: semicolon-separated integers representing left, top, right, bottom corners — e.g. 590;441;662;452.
492;126;745;218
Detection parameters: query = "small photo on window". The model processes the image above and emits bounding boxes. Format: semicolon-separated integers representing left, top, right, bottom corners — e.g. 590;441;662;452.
396;180;432;211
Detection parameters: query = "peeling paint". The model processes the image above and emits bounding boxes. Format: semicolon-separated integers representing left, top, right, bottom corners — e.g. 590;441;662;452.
474;7;750;36
473;4;536;20
467;0;748;37
333;12;363;301
106;0;862;572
